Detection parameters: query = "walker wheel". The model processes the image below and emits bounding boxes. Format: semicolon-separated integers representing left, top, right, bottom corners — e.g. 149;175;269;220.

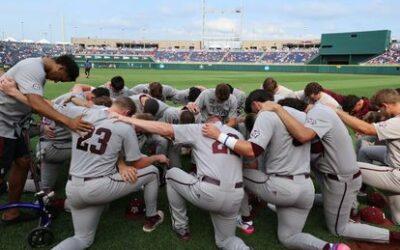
27;227;54;248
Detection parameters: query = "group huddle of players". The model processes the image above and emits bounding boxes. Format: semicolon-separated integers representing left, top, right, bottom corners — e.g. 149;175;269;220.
0;56;400;250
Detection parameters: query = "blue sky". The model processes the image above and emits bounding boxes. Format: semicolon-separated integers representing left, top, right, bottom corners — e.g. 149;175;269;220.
0;0;398;42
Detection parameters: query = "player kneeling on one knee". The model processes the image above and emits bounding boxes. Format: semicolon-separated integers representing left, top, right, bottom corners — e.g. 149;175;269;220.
202;90;350;250
111;114;250;250
259;91;400;245
52;97;168;250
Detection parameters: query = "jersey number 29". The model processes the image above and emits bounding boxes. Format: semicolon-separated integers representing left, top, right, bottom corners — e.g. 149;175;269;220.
76;128;112;155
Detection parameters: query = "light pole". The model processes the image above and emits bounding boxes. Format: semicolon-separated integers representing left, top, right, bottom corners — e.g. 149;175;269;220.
21;21;24;40
49;24;52;43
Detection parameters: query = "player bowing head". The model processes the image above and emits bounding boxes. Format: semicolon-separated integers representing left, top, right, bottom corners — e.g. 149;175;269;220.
188;87;202;102
111;96;137;117
149;82;163;100
110;76;125;93
244;89;274;114
46;54;80;83
215;83;230;103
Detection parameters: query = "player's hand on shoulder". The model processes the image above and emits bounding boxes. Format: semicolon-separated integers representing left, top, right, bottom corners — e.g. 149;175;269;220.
202;123;221;140
109;111;135;124
68;115;94;133
0;76;18;95
119;164;138;184
186;102;199;114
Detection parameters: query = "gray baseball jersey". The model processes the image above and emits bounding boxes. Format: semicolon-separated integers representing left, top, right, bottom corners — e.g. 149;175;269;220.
248;107;310;176
55;104;142;178
172;122;244;184
305;103;358;175
129;94;147;114
0;57;46;138
161;107;201;124
317;93;340;108
130;83;177;101
172;89;190;105
101;85;133;99
160;107;183;124
40;92;87;142
232;88;246;113
129;94;169;120
195;89;238;122
130;84;149;95
374;115;400;168
276;85;296;98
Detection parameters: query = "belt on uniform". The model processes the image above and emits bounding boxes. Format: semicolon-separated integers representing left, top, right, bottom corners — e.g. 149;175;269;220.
68;175;110;182
326;171;361;181
201;175;243;189
273;173;310;180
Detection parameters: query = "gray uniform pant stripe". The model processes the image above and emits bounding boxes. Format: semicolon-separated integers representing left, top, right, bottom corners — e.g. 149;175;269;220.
242;169;327;250
358;162;400;224
53;166;159;250
165;167;249;250
322;175;389;243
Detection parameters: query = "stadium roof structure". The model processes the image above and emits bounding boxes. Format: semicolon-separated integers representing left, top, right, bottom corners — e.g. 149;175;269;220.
20;39;34;43
3;37;17;42
36;39;50;44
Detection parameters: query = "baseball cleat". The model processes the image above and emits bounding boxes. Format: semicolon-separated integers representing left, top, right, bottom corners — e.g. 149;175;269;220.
173;228;191;241
237;216;255;235
143;210;164;233
330;243;351;250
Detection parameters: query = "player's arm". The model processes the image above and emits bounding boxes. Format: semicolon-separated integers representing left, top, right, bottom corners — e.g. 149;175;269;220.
0;77;29;105
26;94;93;133
131;155;169;169
70;96;92;108
115;115;174;138
261;101;316;143
71;83;94;93
335;108;377;135
202;123;260;158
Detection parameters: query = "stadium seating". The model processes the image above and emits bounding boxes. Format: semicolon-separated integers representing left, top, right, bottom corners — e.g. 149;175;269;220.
1;40;398;66
223;51;264;63
0;41;73;66
154;50;191;62
189;51;226;62
366;43;400;64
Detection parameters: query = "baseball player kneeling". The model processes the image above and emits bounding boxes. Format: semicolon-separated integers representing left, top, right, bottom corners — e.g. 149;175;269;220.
113;114;249;250
52;97;168;250
203;90;349;250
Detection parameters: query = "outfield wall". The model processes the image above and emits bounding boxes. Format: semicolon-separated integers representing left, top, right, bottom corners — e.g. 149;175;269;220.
73;61;400;75
153;63;400;75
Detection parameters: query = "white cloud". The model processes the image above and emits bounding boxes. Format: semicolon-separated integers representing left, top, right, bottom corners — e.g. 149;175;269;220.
206;18;237;33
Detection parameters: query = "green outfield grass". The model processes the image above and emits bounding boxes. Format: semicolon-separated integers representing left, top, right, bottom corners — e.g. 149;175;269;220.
0;69;399;250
